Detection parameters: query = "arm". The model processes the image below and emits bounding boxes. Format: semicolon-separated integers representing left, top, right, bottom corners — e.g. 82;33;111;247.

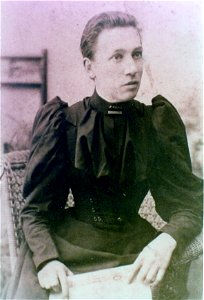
21;97;72;296
128;95;202;286
149;95;202;251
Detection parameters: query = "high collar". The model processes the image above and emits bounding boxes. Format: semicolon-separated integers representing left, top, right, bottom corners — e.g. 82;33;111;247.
89;90;137;115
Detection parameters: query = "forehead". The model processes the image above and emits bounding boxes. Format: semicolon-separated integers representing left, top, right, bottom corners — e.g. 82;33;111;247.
95;27;142;54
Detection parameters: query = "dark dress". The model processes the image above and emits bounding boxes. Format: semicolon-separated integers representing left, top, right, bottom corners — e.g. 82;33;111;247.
4;92;202;299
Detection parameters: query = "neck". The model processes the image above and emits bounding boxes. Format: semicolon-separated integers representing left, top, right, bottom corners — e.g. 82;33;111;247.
96;88;131;103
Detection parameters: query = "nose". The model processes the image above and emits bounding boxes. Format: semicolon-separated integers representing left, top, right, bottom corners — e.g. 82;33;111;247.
124;57;143;76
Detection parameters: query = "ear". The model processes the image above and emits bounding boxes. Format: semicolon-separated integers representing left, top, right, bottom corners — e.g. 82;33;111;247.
83;57;96;80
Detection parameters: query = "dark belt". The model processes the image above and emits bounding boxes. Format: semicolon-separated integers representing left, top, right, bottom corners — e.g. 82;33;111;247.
70;208;135;232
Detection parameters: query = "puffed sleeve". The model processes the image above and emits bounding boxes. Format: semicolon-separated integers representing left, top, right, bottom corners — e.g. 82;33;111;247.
21;97;70;270
149;95;203;253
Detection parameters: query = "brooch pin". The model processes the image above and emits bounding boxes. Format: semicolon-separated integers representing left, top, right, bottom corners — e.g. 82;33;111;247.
65;188;75;209
108;104;123;115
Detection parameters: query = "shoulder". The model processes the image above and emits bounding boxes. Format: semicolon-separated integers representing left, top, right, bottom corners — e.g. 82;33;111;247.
134;94;184;129
150;94;186;132
67;97;90;125
32;96;90;131
32;96;68;134
36;96;68;118
148;95;191;166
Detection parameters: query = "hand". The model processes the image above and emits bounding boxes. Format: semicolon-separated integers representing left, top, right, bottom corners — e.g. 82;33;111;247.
37;260;73;299
128;233;177;286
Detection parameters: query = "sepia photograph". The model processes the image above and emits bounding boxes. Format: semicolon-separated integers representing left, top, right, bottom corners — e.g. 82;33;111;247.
1;1;203;299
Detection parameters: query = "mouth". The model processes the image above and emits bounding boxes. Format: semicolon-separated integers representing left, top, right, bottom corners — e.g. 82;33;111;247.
124;81;138;86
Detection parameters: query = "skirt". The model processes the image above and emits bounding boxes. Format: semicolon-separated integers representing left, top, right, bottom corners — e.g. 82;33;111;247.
2;216;189;300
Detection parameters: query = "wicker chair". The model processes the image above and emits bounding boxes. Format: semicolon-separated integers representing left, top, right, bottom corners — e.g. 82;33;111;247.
1;150;202;292
1;150;30;272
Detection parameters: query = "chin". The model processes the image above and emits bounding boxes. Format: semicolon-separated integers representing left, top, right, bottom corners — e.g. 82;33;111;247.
121;90;138;101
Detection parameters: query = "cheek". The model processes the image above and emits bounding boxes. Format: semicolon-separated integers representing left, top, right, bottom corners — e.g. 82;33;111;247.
140;68;143;77
139;62;144;73
94;63;124;86
98;68;118;83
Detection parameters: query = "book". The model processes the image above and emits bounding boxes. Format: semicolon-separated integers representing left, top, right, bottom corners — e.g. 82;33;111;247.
49;264;152;299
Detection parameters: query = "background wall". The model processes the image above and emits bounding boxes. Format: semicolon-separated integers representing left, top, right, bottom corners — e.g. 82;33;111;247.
1;1;203;175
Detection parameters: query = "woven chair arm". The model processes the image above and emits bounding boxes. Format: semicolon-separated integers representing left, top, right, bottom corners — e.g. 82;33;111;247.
177;232;203;265
2;150;30;255
4;149;30;165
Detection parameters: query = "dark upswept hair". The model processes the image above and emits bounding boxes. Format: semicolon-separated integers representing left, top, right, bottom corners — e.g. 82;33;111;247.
80;11;141;60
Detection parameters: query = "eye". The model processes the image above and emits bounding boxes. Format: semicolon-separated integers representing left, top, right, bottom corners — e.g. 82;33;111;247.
132;51;143;59
112;53;123;61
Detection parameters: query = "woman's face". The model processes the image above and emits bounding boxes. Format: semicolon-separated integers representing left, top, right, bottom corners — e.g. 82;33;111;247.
85;26;143;102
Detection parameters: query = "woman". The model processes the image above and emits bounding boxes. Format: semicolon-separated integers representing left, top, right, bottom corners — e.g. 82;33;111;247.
5;11;202;300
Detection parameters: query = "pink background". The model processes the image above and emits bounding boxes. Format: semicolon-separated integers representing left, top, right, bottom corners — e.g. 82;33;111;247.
1;1;203;174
